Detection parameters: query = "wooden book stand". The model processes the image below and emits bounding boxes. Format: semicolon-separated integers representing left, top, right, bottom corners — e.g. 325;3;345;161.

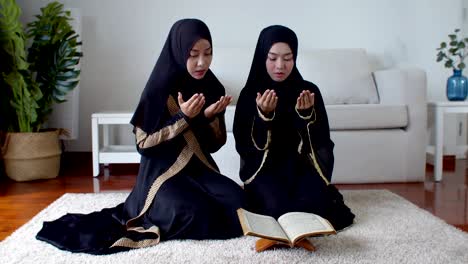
255;238;316;252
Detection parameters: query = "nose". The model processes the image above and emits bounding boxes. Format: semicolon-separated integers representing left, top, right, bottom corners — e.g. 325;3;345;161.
197;55;206;67
275;58;284;69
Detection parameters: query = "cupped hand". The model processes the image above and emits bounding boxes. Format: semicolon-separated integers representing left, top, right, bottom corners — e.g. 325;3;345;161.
256;89;278;114
204;95;233;119
296;90;315;110
178;92;205;118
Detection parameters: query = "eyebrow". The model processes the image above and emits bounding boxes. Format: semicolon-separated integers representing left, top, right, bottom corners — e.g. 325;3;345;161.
268;52;293;56
191;46;212;52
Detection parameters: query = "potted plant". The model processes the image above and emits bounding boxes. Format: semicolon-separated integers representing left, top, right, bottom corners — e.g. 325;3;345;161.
0;0;82;181
436;28;468;101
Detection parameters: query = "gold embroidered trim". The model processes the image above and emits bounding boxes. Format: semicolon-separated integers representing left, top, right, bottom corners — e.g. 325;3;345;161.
257;106;275;121
110;226;161;248
295;106;316;121
244;112;273;185
184;131;218;171
167;95;180;114
110;238;160;249
243;149;269;185
128;225;160;233
117;94;224;250
167;96;218;172
126;144;193;228
250;120;271;151
306;121;330;185
136;117;188;148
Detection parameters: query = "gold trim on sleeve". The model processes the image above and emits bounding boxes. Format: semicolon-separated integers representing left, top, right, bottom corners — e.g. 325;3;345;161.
244;112;273;184
306;121;330;185
295;106;316;121
251;120;271;151
136;117;188;149
243;149;269;185
257;106;275;121
297;133;303;154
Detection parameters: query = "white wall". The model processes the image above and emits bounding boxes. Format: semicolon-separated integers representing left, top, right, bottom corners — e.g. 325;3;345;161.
16;0;466;152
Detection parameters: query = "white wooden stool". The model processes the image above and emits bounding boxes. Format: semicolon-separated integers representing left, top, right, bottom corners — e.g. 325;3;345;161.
91;112;140;177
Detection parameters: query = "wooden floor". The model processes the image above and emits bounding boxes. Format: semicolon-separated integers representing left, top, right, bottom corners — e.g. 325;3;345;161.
0;152;467;241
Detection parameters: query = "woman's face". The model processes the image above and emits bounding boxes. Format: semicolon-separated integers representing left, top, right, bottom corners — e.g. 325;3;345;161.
266;42;294;82
186;38;212;79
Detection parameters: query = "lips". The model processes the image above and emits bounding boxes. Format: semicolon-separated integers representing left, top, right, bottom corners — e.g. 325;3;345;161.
274;72;284;77
194;70;206;77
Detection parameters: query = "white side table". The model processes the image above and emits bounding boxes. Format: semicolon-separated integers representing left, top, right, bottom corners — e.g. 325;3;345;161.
91;112;140;177
426;101;468;182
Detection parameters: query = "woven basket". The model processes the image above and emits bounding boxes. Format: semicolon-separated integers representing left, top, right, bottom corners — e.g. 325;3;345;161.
1;130;62;182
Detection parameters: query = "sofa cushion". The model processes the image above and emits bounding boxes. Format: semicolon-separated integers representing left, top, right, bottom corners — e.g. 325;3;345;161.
211;48;379;106
326;104;408;130
225;104;407;132
296;49;379;105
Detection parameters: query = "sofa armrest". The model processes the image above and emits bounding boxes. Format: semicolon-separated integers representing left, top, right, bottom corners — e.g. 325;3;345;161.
374;67;427;106
374;67;427;131
373;67;427;181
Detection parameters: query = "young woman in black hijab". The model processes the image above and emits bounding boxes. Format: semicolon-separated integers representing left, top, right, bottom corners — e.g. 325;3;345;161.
36;18;244;254
233;25;355;231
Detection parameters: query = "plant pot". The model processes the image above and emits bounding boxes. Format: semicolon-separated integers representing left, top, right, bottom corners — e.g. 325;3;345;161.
1;130;62;181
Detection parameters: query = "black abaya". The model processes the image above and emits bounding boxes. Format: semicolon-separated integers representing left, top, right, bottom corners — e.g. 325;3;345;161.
233;25;354;230
36;18;244;255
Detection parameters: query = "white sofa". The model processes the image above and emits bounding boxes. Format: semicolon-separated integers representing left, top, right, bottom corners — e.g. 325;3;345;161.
210;48;427;184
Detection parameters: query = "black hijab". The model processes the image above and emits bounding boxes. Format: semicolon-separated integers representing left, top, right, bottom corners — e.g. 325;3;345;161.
130;18;224;134
239;25;311;130
233;25;331;158
244;25;302;93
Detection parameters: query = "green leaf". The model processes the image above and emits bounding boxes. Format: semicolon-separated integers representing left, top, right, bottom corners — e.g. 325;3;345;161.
0;0;42;132
56;70;79;80
24;0;82;126
60;59;80;68
52;92;66;102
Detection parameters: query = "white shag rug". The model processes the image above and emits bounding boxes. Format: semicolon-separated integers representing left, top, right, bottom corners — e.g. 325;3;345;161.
1;190;467;264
